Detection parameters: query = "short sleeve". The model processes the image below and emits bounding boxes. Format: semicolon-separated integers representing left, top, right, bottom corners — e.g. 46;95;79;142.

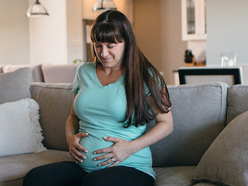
145;84;151;97
145;68;164;97
72;66;81;95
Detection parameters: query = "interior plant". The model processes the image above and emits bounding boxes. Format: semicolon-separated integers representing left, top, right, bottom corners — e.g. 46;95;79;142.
72;59;85;64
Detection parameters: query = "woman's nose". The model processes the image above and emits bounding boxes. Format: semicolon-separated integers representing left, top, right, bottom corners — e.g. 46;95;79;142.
100;46;108;57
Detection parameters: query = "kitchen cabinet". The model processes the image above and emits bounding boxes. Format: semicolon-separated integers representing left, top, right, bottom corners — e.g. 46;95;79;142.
181;0;206;41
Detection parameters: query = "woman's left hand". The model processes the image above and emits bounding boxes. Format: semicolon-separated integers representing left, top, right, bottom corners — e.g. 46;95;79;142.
93;137;134;167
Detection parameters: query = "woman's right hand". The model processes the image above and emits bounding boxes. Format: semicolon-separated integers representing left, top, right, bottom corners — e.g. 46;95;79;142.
67;132;89;163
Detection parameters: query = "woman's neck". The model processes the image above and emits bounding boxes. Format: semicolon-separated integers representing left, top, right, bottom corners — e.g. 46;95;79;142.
96;63;126;86
97;63;126;76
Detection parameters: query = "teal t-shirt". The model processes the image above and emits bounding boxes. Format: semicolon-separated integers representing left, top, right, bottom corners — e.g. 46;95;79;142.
72;62;155;177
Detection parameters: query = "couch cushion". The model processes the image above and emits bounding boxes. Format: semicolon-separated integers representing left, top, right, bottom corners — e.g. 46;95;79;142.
193;183;219;186
153;166;196;186
0;99;46;157
194;111;248;186
2;64;44;82
147;82;229;166
30;83;73;151
0;65;3;73
41;63;82;83
0;67;31;104
0;150;72;186
227;84;248;124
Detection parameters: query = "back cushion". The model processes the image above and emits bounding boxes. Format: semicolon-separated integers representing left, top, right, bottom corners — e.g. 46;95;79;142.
41;63;82;83
3;64;44;82
227;85;248;124
147;82;229;166
31;83;73;151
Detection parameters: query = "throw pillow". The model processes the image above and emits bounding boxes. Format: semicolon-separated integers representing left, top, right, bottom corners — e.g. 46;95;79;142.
194;111;248;186
0;98;46;157
0;67;32;104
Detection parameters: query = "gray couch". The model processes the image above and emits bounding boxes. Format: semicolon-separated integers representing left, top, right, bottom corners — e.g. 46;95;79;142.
1;76;248;185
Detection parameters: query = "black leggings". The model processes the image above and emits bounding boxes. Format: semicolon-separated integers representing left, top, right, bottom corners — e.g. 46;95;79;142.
23;161;154;186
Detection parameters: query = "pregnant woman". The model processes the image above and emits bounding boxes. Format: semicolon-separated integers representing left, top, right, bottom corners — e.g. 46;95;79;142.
23;10;173;186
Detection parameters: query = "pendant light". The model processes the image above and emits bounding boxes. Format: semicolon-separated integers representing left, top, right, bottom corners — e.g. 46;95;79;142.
26;0;49;18
93;0;117;12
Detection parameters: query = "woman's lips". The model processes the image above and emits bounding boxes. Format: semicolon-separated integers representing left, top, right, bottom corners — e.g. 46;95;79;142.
101;57;112;62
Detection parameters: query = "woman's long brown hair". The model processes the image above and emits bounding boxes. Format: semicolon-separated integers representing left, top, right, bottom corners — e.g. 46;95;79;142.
91;10;171;128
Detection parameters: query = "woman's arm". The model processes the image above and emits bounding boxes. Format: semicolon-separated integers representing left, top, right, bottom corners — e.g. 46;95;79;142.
66;94;89;163
129;94;173;152
93;93;173;167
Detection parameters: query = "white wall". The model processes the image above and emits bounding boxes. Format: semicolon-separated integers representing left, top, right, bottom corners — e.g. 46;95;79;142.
133;0;187;85
206;0;248;66
66;0;83;63
82;0;133;24
29;0;133;65
0;0;133;66
29;0;68;65
0;0;30;65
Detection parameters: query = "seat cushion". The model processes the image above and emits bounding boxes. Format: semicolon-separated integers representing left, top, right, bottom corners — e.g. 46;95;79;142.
147;82;229;167
193;183;219;186
154;166;196;186
0;150;72;186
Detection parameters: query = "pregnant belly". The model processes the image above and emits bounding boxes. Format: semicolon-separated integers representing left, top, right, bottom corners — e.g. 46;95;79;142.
77;133;114;172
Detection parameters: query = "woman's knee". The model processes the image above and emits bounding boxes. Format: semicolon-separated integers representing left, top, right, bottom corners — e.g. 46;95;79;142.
23;161;86;186
81;166;154;186
81;170;108;186
23;166;46;186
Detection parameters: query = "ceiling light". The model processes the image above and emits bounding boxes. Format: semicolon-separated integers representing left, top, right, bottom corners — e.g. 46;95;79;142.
26;0;49;18
93;0;117;12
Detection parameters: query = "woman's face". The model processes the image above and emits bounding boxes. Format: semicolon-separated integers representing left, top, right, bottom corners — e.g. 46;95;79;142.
93;41;125;69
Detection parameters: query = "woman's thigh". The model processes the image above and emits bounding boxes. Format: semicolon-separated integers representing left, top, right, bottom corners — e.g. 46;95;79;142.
82;166;154;186
23;161;87;186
